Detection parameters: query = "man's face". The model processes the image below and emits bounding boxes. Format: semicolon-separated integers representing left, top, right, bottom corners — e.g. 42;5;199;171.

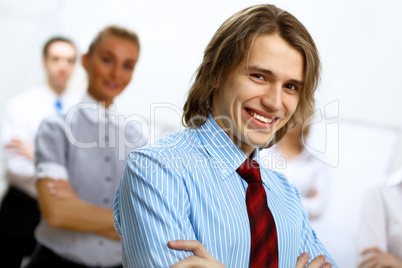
44;41;76;91
211;33;304;156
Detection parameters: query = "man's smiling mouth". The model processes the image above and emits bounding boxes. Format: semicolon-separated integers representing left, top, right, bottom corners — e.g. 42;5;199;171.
246;108;274;123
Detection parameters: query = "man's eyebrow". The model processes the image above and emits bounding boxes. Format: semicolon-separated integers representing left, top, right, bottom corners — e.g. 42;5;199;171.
246;66;304;86
99;49;114;55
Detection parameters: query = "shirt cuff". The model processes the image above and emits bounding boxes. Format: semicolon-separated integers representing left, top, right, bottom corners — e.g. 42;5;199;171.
36;162;68;180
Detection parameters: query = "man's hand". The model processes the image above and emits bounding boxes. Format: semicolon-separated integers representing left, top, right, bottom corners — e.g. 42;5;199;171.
306;189;318;198
6;138;34;160
168;240;225;268
359;247;402;268
47;179;79;199
296;252;333;268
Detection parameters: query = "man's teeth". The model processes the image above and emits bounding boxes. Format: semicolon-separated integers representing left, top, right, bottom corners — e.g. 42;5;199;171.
248;110;273;123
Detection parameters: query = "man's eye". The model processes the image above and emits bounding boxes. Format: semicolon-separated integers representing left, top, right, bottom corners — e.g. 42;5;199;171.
102;58;112;64
251;74;264;80
284;84;296;90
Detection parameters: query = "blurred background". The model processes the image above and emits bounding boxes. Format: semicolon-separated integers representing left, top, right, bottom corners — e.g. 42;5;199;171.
1;0;401;267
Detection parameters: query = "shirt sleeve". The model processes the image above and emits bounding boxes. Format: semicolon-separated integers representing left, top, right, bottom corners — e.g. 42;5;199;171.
35;116;68;181
2;100;35;183
123;122;148;156
356;185;387;264
113;149;197;267
296;186;338;267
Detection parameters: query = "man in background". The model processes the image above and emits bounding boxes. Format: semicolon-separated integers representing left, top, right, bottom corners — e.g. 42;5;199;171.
0;36;78;267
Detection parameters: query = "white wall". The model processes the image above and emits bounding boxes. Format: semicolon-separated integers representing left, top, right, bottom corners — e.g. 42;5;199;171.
1;0;402;267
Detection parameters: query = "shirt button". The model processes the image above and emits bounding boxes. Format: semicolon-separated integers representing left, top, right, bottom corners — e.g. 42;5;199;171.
105;136;109;142
105;176;112;182
103;198;110;204
105;156;111;162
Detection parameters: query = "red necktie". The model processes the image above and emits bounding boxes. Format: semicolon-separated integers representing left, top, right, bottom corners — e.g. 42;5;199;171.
237;158;278;268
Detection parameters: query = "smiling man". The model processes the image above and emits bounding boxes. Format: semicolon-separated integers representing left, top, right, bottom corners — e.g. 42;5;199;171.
114;4;336;268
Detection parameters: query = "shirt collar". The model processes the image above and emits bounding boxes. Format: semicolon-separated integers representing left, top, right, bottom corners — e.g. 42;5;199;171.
387;168;402;187
41;85;71;113
78;93;117;126
42;84;63;98
197;114;261;180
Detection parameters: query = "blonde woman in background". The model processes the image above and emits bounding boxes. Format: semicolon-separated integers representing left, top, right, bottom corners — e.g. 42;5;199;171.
26;25;144;268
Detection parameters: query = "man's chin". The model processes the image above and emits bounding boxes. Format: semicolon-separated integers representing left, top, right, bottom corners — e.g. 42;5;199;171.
244;138;274;149
53;79;68;87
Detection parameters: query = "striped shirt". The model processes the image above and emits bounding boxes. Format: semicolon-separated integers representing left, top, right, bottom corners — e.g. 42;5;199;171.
113;115;337;267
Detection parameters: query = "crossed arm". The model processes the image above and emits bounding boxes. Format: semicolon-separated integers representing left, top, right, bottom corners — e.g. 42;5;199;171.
357;186;402;268
6;138;35;160
3;98;36;183
359;247;402;268
116;151;336;267
167;240;333;268
36;178;119;239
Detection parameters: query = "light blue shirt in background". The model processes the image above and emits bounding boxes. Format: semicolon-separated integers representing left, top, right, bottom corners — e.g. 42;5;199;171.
35;94;144;266
114;115;337;267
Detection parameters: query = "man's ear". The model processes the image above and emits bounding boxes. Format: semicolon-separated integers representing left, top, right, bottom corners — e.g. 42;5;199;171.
211;77;219;89
43;55;49;70
81;54;89;70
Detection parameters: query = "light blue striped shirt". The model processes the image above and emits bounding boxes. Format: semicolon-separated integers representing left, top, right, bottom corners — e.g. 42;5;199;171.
114;115;337;267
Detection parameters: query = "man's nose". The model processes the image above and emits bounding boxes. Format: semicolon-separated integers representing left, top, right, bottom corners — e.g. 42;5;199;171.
261;83;282;111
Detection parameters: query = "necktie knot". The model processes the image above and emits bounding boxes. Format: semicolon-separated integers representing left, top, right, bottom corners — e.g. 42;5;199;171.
55;99;63;113
236;158;262;184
